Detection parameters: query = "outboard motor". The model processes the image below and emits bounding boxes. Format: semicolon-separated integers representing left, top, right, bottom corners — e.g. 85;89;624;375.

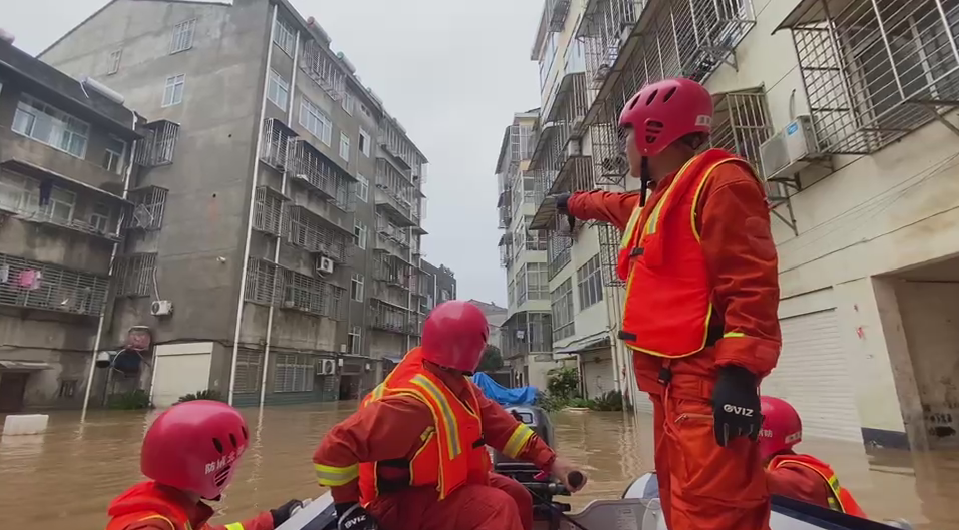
490;406;554;469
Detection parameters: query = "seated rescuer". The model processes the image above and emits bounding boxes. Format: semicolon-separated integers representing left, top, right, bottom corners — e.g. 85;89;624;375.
312;300;586;530
760;396;867;518
105;400;305;530
553;77;782;530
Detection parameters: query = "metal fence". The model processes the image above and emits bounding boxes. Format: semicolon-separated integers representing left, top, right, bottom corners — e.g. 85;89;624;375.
290;139;356;212
0;253;109;316
368;299;409;334
261;118;297;171
286;205;353;262
252;186;286;236
135;120;179;167
114;253;156;297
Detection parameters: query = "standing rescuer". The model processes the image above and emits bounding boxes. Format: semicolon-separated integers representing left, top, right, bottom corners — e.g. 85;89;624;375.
760;396;867;518
312;300;586;530
105;400;305;530
554;77;782;530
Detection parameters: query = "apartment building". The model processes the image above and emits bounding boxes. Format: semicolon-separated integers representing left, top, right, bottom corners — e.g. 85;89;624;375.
0;38;141;412
525;0;959;448
39;0;441;408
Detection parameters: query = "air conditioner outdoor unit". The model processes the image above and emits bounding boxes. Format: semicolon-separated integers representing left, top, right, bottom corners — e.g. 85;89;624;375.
315;358;336;375
567;138;582;158
759;115;822;181
150;300;174;317
316;256;335;276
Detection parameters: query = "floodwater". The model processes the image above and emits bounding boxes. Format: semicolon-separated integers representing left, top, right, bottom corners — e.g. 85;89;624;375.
0;404;958;529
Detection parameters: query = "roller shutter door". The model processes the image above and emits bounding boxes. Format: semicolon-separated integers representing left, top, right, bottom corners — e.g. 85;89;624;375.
762;310;863;443
582;354;615;399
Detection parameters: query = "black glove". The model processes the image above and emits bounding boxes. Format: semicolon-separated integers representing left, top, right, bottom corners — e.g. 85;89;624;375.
551;193;576;232
270;499;304;527
336;503;379;530
711;365;762;447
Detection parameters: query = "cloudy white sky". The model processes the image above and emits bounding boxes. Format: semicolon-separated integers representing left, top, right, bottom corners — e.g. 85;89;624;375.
4;0;543;307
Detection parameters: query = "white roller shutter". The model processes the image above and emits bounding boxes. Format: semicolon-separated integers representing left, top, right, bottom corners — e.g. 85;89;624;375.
582;354;615;399
762;310;863;443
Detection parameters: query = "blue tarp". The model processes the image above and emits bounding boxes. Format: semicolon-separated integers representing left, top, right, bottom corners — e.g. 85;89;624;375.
471;372;537;406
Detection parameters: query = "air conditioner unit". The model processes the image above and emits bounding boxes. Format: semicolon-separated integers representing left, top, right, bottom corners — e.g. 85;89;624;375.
316;256;335;276
567;138;582;158
759;115;822;181
150;300;174;317
315;358;336;375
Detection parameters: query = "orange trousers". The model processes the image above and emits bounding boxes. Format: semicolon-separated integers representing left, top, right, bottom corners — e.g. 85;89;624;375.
368;472;532;530
651;392;771;530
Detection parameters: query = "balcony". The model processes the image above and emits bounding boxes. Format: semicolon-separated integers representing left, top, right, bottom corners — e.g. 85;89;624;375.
374;215;412;259
779;0;959;154
501;311;553;360
136;120;179;167
499;232;514;269
0;252;109;317
286;205;355;263
368;298;411;335
260;118;298;171
547;230;573;280
373;253;412;291
280;268;346;320
290;139;356;212
252;185;287;237
375;159;416;227
379;118;421;171
300;40;346;101
123;186;167;231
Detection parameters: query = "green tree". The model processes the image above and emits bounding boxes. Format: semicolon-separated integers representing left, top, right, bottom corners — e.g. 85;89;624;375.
476;344;504;372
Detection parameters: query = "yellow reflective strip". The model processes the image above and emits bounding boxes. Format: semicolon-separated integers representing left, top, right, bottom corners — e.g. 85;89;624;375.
420;426;435;441
502;424;535;458
619;204;644;249
315;463;359;486
137;515;177;530
723;331;745;338
225;524;245;530
410;375;461;458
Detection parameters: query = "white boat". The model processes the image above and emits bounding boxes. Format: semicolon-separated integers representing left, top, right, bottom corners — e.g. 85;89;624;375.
278;406;913;530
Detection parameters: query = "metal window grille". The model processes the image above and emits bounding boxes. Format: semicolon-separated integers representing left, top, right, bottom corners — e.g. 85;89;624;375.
0;253;109;316
545;0;573;32
290;139;357;212
253;186;286;236
281;268;346;320
114;253;156;297
369;299;410;334
530;73;591;196
375;159;415;223
373;253;412;289
550;278;576;341
709;89;783;200
136;120;179;167
784;0;959;154
301;40;346;100
547;230;573;280
374;215;411;249
499;233;514;268
580;0;642;88
234;349;263;394
124;186;167;230
597;222;624;286
245;257;281;306
577;253;605;309
501;311;554;358
261;118;297;170
274;353;315;393
286;205;353;262
408;312;425;336
379;119;421;171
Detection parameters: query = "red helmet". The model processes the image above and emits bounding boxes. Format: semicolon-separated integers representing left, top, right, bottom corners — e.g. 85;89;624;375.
141;400;250;500
618;78;713;157
759;396;802;461
421;301;490;372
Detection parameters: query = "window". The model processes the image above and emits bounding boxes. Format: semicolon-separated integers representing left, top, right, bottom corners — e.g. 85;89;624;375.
299;97;332;145
12;95;89;158
267;69;290;110
162;74;185;107
526;262;549;301
538;33;559;90
234;350;263;394
58;380;78;399
89;202;111;232
354;222;367;249
356;174;369;202
551;278;575;341
342;92;355;115
359;128;371;157
440;289;451;302
0;172;76;223
348;326;362;355
274;353;314;393
103;136;126;174
107;49;122;75
115;253;157;297
170;18;196;54
339;132;351;160
273;17;296;56
351;273;364;302
577;254;604;310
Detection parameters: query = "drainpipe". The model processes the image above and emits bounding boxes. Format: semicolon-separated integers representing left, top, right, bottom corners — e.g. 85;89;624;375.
259;26;299;407
81;110;139;419
228;4;278;406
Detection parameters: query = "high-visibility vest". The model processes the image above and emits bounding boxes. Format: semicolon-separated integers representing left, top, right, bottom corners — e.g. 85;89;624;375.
105;482;244;530
768;454;868;518
356;348;490;504
616;148;758;358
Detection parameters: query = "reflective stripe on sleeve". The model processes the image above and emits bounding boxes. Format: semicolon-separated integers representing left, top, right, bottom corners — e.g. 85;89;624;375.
224;524;245;530
502;423;535;458
315;462;360;487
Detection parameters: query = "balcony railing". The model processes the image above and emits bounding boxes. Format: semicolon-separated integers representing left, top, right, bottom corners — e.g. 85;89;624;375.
369;299;410;334
375;159;416;227
547;230;573;280
290;139;356;212
501;311;553;360
286;205;354;263
260;118;297;171
135;120;179;167
300;40;346;101
252;186;287;236
373;253;412;290
244;257;345;319
781;0;959;154
499;232;514;268
124;186;167;231
0;253;109;316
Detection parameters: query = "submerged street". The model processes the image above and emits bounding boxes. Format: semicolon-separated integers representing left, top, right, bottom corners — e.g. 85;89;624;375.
0;405;956;530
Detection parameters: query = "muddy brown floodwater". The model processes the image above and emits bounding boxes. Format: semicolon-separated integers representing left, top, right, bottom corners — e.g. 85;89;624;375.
1;404;958;529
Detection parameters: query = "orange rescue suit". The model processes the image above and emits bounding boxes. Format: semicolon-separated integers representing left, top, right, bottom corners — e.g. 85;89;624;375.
767;454;867;518
566;148;782;530
104;481;276;530
313;348;556;530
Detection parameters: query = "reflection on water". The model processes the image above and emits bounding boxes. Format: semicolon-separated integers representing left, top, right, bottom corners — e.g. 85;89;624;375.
0;405;957;529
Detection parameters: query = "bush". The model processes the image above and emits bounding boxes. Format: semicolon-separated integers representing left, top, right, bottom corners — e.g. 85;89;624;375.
107;389;152;410
546;366;580;401
567;397;591;408
587;390;624;411
176;389;225;404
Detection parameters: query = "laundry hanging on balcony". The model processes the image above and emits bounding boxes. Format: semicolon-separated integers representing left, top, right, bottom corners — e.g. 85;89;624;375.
17;269;41;290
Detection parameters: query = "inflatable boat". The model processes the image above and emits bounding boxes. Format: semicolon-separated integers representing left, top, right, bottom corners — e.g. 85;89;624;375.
278;406;914;530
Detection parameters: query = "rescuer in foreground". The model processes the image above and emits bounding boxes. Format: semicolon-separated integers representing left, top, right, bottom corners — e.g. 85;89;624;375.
312;300;586;530
760;396;867;517
104;400;306;530
553;77;782;530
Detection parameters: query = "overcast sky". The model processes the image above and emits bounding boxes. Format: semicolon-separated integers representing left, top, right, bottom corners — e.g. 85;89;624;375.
4;0;542;307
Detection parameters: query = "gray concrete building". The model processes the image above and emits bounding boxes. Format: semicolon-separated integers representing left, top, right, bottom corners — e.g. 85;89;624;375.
38;0;441;407
0;37;142;412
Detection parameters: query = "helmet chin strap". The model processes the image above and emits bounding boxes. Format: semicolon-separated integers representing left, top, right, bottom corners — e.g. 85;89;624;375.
639;156;650;207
